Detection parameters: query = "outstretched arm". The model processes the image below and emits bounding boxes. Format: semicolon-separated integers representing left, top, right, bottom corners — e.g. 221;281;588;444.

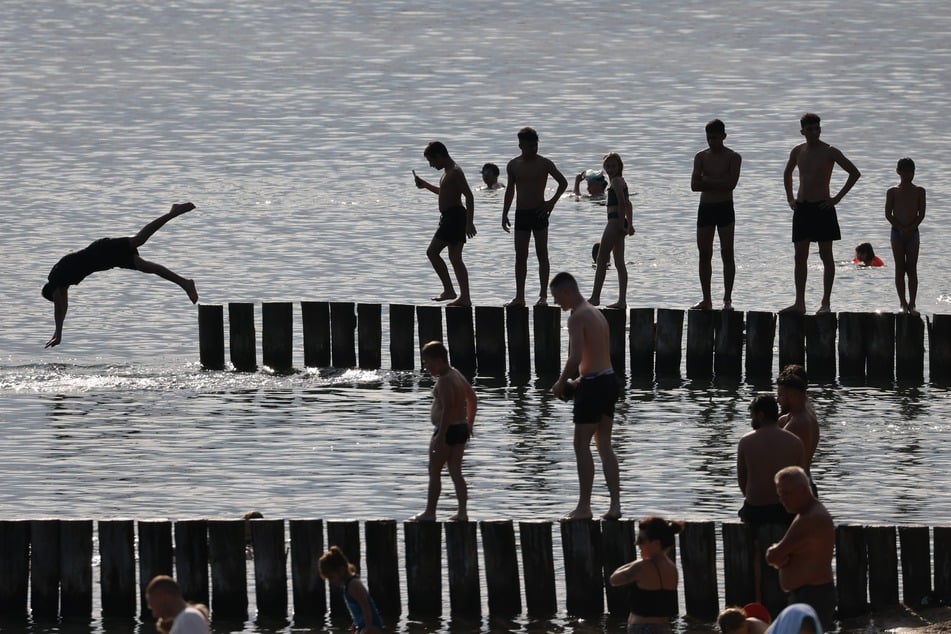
45;288;68;348
413;170;439;195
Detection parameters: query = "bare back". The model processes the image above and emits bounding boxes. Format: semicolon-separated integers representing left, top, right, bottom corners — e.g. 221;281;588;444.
431;367;476;428
777;501;835;590
782;408;819;472
567;302;612;376
437;164;470;212
507;155;558;209
737;426;804;505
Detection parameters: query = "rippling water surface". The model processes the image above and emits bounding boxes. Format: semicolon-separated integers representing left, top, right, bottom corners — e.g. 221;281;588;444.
2;1;951;632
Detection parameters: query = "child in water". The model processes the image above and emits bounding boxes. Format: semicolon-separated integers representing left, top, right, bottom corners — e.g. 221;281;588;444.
318;546;383;633
852;242;884;267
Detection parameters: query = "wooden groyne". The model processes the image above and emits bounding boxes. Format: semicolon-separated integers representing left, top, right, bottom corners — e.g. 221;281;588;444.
0;518;945;623
197;303;951;384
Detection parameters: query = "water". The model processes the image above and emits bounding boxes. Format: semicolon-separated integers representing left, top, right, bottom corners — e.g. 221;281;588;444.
2;1;951;632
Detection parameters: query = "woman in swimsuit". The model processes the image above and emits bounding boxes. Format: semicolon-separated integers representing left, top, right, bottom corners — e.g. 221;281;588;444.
589;152;635;308
610;516;683;634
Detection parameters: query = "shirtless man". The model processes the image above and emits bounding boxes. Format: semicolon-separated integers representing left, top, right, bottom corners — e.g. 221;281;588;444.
691;118;741;311
736;394;804;527
411;340;477;522
42;202;199;348
550;272;621;520
766;466;836;630
414;141;477;307
777;365;820;495
886;157;926;316
502;127;568;306
146;575;210;634
782;113;861;315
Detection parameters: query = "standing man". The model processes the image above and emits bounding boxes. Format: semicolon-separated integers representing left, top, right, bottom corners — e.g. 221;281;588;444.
777;365;820;495
551;272;621;520
414;141;477;307
690;118;741;311
766;466;836;630
781;113;861;314
502;127;568;307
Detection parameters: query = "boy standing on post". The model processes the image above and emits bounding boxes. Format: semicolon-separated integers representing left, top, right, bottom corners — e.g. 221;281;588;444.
886;157;926;316
781;113;861;315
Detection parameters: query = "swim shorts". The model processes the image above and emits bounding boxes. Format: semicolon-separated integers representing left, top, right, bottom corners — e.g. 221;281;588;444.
435;205;467;245
788;581;836;629
890;227;920;246
792;201;841;243
48;237;139;288
514;206;549;232
738;501;795;527
697;200;735;228
433;424;470;446
627;624;672;634
573;371;619;424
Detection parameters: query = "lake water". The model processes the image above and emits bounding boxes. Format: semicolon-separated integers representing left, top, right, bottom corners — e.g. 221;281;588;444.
2;1;951;632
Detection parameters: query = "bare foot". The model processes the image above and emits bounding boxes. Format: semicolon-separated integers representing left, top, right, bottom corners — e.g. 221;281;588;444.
431;290;457;302
534;296;548;307
722;301;734;311
690;300;712;310
408;512;436;522
605;301;626;309
908;306;920;317
601;508;622;521
505;297;525;307
185;280;198;304
816;304;832;315
560;508;593;522
171;202;196;215
448;512;468;522
779;303;806;315
447;297;471;307
587;297;601;306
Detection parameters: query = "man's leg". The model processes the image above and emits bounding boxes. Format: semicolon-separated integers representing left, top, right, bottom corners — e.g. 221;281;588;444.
891;239;908;311
594;416;621;519
906;238;920;314
508;230;531;306
693;225;716;309
781;240;810;313
565;423;597;520
446;244;471;307
411;438;448;521
817;241;835;313
719;223;736;309
446;444;468;521
426;236;457;301
133;256;198;303
130;202;195;248
533;227;550;305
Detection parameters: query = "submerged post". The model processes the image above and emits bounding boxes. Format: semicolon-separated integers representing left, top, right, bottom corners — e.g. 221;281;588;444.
301;301;331;368
804;312;837;382
445;521;480;617
198;304;225;370
445;306;476;376
680;521;719;620
364;519;400;618
330;302;357;368
137;520;173;620
895;314;924;382
533;305;561;377
288;519;325;621
388;304;415;371
745;311;776;381
721;522;754;608
174;519;209;607
207;519;248;620
686;308;716;379
475;306;506;377
251;519;288;620
357;303;382;370
899;526;932;607
714;309;744;380
228;302;257;372
327;520;360;619
31;519;60;620
480;519;522;617
629;308;655;380
0;520;30;618
866;312;895;382
600;519;635;618
778;312;805;372
404;521;442;617
262;302;293;372
837;312;867;381
560;519;603;617
655;308;684;378
835;524;868;618
933;526;951;605
59;519;93;618
506;306;531;379
865;525;899;607
416;306;443;352
98;519;136;618
519;520;556;617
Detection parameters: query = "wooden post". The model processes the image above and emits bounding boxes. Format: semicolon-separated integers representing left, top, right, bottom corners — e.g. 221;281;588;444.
198;304;225;370
506;306;531;380
288;519;325;622
446;306;476;376
754;523;788;619
778;312;805;373
714;309;744;380
721;522;754;608
835;524;868;618
745;311;776;381
629;308;655;380
804;312;837;383
174;519;209;606
933;526;951;605
330;302;357;368
357;303;382;370
445;521;480;617
838;312;868;381
865;525;899;607
207;519;248;619
928;315;951;384
31;520;60;620
475;306;506;377
228;302;257;371
251;519;288;620
404;520;442;617
518;520;556;617
680;521;719;621
262;301;293;371
365;519;400;618
533;305;561;377
686;309;716;379
560;519;603;617
602;307;627;376
388;304;415;371
301;301;331;367
480;520;521;617
416;305;443;352
327;520;361;619
137;520;173;619
59;519;93;618
655;308;684;379
0;520;29;618
98;519;135;618
601;519;635;618
899;526;931;606
895;314;924;383
866;312;895;382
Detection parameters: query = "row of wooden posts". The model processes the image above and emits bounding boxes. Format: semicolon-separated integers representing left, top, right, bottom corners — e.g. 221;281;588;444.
0;518;947;624
197;302;951;383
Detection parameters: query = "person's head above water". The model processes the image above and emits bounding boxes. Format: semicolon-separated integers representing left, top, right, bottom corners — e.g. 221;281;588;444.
854;242;875;265
584;169;607;195
482;162;500;187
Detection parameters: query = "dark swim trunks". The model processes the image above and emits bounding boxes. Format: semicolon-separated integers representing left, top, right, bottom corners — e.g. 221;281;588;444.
514;206;549;232
697;200;736;228
738;501;795;527
433;424;470;446
573;371;619;424
47;237;139;289
788;581;836;629
792;201;841;243
434;205;467;245
890;226;920;246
